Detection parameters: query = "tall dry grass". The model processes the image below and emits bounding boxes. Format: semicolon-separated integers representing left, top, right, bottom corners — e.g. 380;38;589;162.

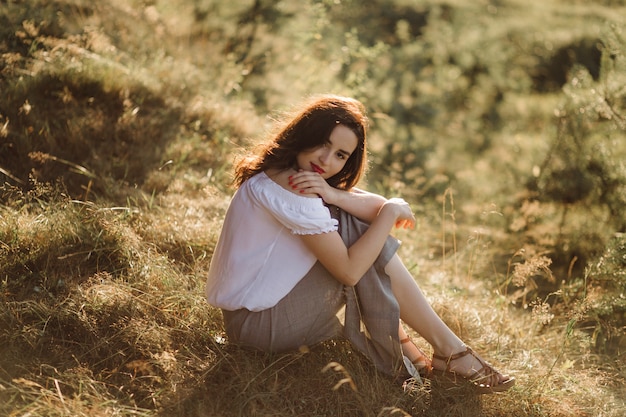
1;0;625;416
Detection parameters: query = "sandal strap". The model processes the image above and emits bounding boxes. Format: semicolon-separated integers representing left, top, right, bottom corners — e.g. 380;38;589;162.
433;347;495;383
432;346;474;372
432;346;473;362
400;337;433;376
432;346;516;393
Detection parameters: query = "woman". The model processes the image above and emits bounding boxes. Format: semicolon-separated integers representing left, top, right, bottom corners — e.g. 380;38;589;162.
206;95;515;393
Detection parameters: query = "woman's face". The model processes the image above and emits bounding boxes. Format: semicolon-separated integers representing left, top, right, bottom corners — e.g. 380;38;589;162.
296;124;358;180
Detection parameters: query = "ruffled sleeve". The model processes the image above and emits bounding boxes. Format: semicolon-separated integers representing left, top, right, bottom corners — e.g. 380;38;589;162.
249;173;339;235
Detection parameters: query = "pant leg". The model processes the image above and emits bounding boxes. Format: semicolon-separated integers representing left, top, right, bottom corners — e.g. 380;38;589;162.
334;206;409;380
222;206;410;379
222;260;345;352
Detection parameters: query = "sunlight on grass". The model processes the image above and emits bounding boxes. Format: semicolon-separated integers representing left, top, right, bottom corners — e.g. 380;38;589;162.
1;0;625;416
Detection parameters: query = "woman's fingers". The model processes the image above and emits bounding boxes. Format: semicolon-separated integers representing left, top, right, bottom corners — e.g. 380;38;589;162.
289;171;330;197
387;198;415;229
395;218;415;229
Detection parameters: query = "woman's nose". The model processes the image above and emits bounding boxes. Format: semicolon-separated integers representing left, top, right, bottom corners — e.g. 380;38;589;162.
319;149;330;165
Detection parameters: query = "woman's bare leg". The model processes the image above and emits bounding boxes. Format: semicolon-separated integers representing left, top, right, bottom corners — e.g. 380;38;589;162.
398;323;431;372
385;254;511;387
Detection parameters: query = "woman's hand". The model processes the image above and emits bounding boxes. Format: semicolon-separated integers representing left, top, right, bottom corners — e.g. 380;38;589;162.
288;170;339;203
300;196;415;286
379;198;415;229
288;170;415;228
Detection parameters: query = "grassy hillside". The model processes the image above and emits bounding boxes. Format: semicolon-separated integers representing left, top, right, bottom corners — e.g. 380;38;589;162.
1;0;625;416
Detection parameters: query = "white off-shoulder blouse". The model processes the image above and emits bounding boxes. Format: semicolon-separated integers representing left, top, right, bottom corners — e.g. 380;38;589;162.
205;172;339;311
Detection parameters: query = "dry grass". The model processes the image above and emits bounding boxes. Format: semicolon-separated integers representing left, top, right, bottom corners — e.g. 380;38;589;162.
2;175;624;416
1;0;625;416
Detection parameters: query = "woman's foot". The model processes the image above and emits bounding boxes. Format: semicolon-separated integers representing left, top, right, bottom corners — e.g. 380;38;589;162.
400;337;432;377
431;346;515;394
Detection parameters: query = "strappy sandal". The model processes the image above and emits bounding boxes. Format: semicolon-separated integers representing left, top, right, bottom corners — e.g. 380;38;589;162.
401;337;433;378
431;346;515;394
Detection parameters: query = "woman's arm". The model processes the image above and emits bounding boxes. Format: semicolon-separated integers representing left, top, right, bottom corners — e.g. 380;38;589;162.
300;198;414;286
289;171;387;222
329;187;386;223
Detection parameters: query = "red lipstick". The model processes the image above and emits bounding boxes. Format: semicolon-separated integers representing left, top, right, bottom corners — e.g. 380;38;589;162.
311;163;325;174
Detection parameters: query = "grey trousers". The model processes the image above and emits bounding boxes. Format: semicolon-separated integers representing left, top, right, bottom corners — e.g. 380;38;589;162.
222;207;409;379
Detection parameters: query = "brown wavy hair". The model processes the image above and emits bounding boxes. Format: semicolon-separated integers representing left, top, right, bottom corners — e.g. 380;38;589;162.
234;95;368;190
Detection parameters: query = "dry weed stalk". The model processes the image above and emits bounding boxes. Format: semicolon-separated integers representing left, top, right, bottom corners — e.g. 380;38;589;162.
321;361;358;392
441;187;459;280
